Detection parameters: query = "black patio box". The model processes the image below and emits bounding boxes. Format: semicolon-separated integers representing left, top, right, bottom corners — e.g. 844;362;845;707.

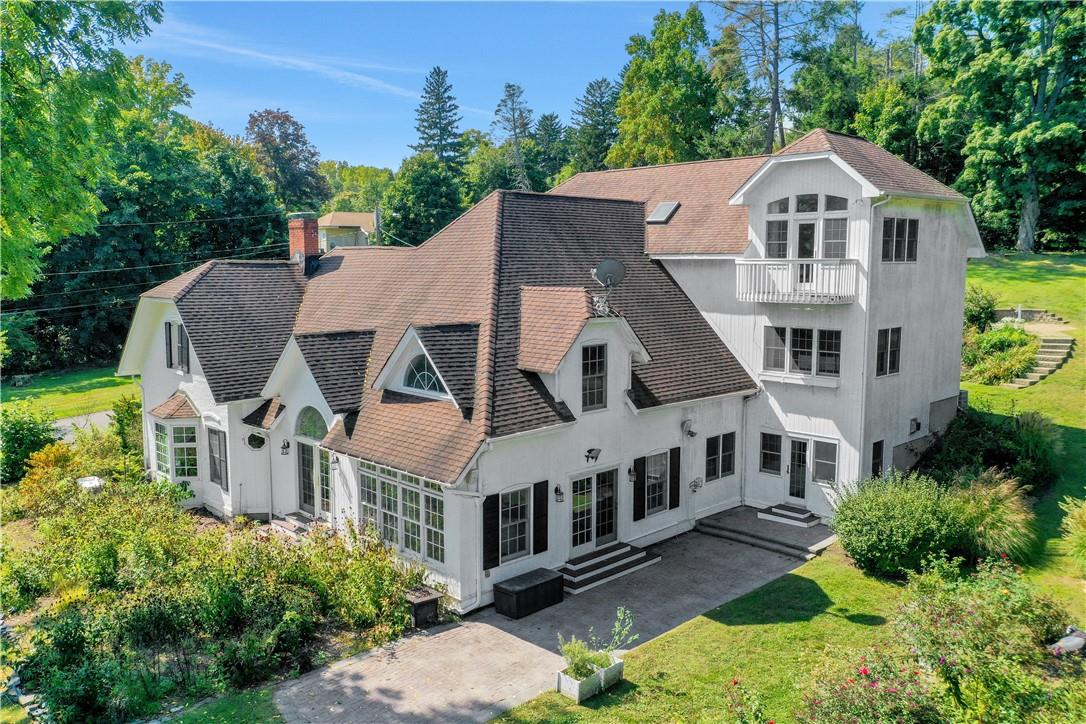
493;568;564;619
405;585;442;628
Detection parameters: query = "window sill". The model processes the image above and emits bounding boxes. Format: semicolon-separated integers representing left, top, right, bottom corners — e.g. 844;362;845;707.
760;372;840;388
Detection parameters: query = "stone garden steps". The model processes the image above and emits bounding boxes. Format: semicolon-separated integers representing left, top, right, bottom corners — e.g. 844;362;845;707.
1002;336;1075;389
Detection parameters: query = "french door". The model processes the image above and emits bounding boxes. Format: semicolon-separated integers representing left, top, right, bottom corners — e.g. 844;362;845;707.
796;222;816;285
787;439;808;502
570;468;618;556
296;442;331;518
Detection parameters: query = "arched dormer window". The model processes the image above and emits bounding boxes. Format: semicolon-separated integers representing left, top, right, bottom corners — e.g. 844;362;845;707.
295;406;328;440
767;197;789;214
404;354;445;394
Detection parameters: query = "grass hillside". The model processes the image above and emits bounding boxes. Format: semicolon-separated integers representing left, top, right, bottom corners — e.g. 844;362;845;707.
0;366;139;418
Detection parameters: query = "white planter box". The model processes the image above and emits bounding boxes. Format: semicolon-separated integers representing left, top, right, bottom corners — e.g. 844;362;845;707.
595;653;624;691
556;669;601;703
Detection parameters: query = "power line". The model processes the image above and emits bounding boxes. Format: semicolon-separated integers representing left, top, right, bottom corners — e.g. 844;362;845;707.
95;212;284;228
8;295;143;315
37;243;289;277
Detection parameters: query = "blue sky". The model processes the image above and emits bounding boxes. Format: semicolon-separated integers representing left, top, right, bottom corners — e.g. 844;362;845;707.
128;2;914;169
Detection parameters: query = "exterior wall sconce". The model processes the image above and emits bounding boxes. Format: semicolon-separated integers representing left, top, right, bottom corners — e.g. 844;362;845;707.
585;448;601;463
681;419;697;438
330;454;339;470
689;477;703;493
554;483;564;503
627;466;636;484
280;440;290;455
909;417;922;434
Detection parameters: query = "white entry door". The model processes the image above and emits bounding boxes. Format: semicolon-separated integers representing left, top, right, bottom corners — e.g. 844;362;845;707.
786;438;808;505
570;469;619;557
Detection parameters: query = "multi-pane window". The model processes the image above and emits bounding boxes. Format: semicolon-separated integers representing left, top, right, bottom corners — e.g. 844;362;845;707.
871;440;884;478
424;495;445;562
318;449;331;514
760;433;782;474
881;218;918;262
822;218;848;258
705;432;735;481
164;321;190;372
172;426;198;478
154;423;169;474
581;344;607;411
876;327;902;376
764;326;787;371
796;194;819;213
789;328;814;373
404;354;446;393
645;451;668;515
402;488;422;554
208;428;228;491
767;197;789;214
571;477;593;547
360;461;444;564
766;220;788;258
813;440;838;483
359;468;378;526
380;480;399;545
817;330;842;376
500;488;530;562
825;195;848;211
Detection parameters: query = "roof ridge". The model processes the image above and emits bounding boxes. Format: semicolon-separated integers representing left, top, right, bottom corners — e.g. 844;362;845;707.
171;260;217;302
554;153;771;186
508;189;645;207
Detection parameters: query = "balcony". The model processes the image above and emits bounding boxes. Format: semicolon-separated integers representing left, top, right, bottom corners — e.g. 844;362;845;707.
735;259;858;304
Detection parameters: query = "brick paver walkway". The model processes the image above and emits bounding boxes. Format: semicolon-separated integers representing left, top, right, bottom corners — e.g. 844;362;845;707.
274;530;800;723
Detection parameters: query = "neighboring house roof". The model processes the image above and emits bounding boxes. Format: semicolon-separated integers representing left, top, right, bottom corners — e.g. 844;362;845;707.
149;392;197;419
242;397;286;429
517;285;594;374
414;323;480;415
775;129;964;200
318;212;375;232
143;260;307;404
551;155;768;255
295;331;374;414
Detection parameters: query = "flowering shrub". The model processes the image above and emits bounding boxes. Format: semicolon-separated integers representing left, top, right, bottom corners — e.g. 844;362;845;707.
722;678;768;724
797;653;943;723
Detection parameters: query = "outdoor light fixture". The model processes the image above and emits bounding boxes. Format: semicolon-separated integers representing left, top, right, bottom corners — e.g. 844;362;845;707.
585;447;601;463
554;483;564;503
330;455;339;470
681;419;697;438
689;477;703;493
627;466;636;483
280;440;290;455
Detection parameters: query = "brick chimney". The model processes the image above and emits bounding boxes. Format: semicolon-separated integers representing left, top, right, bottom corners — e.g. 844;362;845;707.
288;211;319;261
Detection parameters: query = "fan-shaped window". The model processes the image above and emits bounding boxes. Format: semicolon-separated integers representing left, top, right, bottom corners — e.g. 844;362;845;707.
404;355;445;394
295;406;328;440
767;198;789;214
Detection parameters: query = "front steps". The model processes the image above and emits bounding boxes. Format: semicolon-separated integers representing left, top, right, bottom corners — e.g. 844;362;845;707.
558;542;661;595
1002;336;1075;389
271;511;314;539
696;507;836;561
757;503;821;528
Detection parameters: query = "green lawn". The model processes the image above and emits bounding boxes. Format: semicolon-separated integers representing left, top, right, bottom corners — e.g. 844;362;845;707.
0;366;139;418
501;253;1086;723
173;688;283;724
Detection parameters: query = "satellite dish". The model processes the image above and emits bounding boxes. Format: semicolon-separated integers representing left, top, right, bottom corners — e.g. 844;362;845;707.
591;258;626;290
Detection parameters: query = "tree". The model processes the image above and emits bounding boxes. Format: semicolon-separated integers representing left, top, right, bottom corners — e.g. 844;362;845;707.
916;0;1086;251
493;83;533;190
699;23;766;158
607;6;716;167
411;66;464;171
566;78;619;173
318;161;393;213
533;113;569;184
379;153;463;246
0;0;163;299
245;108;331;212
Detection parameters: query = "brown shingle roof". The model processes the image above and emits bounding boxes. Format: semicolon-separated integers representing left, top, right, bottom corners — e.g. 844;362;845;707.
415;324;480;416
242;397;285;429
551;155;768;255
517;286;592;374
143;261;215;300
776;129;964;199
149;392;197;419
295;331;374;414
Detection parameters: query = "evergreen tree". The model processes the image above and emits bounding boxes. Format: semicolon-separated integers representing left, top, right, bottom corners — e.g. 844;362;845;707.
698;23;765;158
411;66;464;171
379;152;463;246
533;113;569;184
567;78;619;173
493;83;533;190
245;108;331;212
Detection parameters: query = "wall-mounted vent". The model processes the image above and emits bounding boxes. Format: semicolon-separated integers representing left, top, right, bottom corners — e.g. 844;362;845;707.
646;201;680;224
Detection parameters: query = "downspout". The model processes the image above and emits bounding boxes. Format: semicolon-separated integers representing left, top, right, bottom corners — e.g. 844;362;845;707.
266;435;274;523
858;195;893;480
739;388;762;506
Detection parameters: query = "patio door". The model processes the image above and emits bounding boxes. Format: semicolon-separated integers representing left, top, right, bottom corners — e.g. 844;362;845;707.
796;222;816;285
297;442;316;515
570;468;619;556
787;439;808;503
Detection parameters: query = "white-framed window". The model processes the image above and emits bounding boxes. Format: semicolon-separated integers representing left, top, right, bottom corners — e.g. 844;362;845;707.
763;326;841;378
881;217;918;262
822;217;848;258
876;327;902;376
424;494;445;563
581;343;607;411
318;449;331;514
245;432;266;450
164;321;190;372
402;488;422;554
404;354;446;393
813;440;838;483
767;197;789;214
705;432;735;481
764;326;787;371
154;423;169;474
871;440;884;478
817;330;842;377
645;451;669;516
360;467;378;526
380;480;399;544
789;327;814;373
796;193;819;213
172;425;198;478
359;460;444;564
500;487;531;562
760;432;782;474
766;220;788;258
825;195;848;211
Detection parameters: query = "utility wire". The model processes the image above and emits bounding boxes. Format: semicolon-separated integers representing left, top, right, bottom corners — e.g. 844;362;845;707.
95;212;284;228
37;243;289;277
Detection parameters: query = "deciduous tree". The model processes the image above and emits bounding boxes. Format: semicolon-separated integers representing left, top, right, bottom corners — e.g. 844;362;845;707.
379;153;463;246
245;108;331;212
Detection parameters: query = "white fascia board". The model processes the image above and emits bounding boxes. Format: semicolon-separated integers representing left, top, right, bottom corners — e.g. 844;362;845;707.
259;336;300;399
370;325;458;408
729;152;878;204
118;297;169;376
626;385;759;415
650;254;738;261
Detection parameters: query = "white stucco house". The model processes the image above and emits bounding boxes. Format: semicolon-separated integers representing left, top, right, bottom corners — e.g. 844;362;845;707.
119;129;984;612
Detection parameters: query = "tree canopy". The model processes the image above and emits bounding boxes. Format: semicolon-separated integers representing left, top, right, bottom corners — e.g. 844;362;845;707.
379;152;463;246
245;108;331;212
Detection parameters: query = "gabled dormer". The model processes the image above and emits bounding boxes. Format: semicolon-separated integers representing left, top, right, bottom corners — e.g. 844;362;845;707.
372;323;479;418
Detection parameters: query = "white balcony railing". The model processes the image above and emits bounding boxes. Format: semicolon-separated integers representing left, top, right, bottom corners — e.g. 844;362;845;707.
735;258;859;304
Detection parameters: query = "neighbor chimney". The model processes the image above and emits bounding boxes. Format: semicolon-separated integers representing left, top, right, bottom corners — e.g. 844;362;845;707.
288;211;319;261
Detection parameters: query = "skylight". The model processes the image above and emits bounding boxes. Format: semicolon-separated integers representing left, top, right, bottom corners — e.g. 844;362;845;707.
646;201;680;224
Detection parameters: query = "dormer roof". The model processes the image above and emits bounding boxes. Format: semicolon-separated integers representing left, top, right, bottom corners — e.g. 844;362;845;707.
150;392;197;419
295;331;374;414
517;286;593;374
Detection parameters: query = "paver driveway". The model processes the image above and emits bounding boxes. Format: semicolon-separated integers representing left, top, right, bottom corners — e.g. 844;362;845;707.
274;531;800;723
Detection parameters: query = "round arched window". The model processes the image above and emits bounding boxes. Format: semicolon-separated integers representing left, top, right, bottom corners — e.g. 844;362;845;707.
295;406;329;439
404;354;445;393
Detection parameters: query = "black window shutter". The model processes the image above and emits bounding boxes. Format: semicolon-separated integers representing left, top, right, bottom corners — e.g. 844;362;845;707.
179;325;190;373
668;446;681;510
482;494;500;570
532;481;548;554
633;456;646;521
165;322;173;368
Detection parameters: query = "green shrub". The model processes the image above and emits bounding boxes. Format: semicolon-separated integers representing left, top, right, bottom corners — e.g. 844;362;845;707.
1060;497;1086;576
952;468;1036;562
963;284;999;332
797;653;943;723
0;542;49;612
831;471;967;577
961;324;1039;384
110;394;143;456
722;678;768;724
0;401;57;485
557;634;611;680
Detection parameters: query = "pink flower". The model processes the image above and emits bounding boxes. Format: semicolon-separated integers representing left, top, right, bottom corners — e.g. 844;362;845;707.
858;666;870;676
731;678;740;686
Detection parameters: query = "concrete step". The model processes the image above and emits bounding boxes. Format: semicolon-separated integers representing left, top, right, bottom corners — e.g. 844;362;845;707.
1040;337;1075;344
562;542;632;572
758;509;820;528
563;552;661;594
1036;355;1066;363
1025;372;1050;381
695;524;816;561
696;518;836;556
559;547;647;582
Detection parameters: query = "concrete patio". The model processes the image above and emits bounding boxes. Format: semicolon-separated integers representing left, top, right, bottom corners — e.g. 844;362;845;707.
273;529;801;723
696;506;837;560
